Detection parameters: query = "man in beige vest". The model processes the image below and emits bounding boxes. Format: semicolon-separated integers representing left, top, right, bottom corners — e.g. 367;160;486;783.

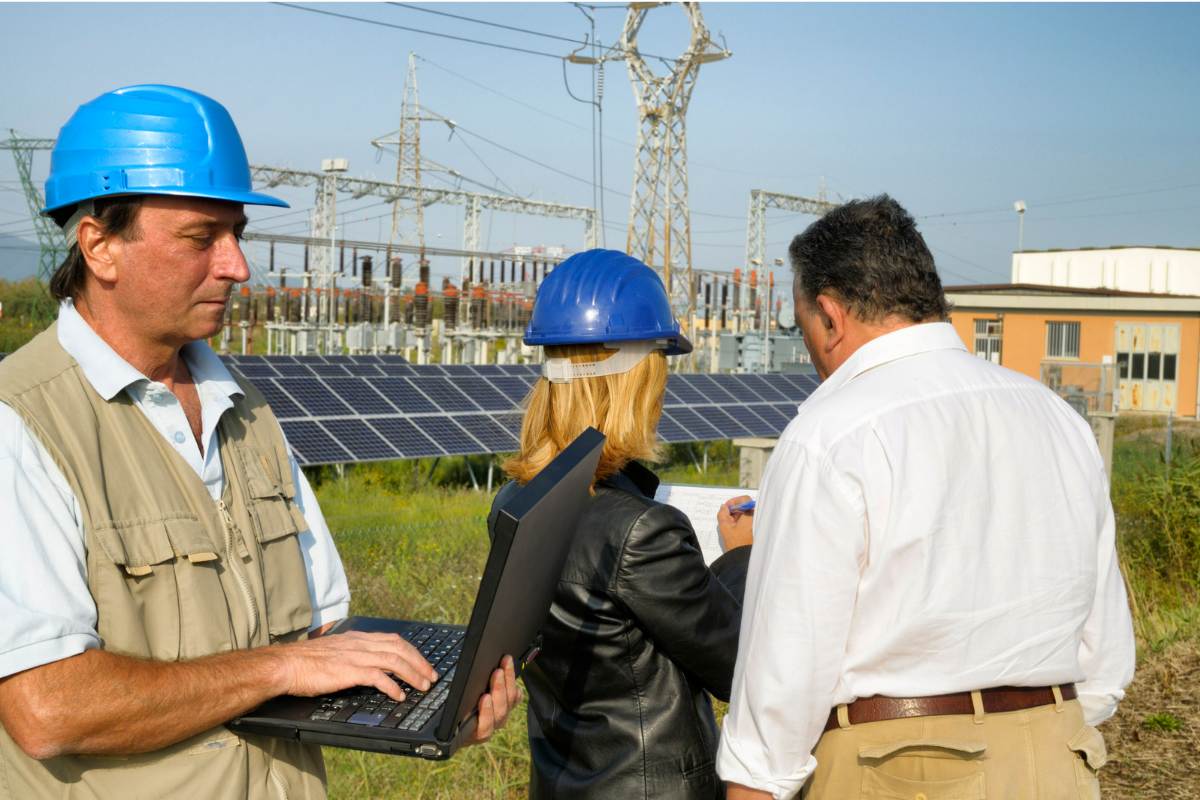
0;85;518;799
717;196;1135;799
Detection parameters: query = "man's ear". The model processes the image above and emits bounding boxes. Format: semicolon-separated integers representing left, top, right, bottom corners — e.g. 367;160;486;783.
76;216;119;285
815;293;848;346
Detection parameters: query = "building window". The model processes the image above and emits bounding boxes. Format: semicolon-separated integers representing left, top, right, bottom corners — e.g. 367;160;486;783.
974;319;1002;364
1046;321;1081;359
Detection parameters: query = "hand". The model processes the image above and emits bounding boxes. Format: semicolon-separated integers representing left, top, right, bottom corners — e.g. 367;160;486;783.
273;631;438;703
466;655;522;745
717;494;755;551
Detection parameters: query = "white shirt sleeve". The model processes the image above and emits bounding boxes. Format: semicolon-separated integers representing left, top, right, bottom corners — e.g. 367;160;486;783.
0;403;100;679
1075;467;1137;725
289;454;351;629
716;439;867;799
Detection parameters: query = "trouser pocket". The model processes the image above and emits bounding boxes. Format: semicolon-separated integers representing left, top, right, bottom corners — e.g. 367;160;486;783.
1067;725;1107;799
859;738;988;799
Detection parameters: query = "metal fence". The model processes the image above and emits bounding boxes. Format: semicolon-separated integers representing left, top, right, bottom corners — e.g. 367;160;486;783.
1040;361;1118;416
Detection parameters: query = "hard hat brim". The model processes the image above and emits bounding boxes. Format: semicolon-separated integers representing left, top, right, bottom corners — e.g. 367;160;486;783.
42;187;289;216
665;333;693;356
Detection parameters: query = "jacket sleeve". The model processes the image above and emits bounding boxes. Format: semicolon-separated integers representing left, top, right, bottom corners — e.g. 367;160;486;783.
612;502;747;701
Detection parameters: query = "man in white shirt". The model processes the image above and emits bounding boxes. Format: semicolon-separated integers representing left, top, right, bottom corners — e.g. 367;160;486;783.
0;84;517;799
716;196;1135;799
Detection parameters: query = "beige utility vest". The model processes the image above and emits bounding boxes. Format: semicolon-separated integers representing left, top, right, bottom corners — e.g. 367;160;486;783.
0;325;326;800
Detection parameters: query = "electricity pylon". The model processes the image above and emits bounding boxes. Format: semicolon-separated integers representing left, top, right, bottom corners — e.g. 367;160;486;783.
616;2;729;322
2;133;65;282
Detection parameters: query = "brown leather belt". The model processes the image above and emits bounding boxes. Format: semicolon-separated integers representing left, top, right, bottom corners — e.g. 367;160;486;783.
823;684;1077;733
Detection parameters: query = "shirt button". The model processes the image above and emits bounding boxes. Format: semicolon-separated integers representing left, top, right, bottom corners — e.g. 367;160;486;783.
915;794;927;800
173;431;186;444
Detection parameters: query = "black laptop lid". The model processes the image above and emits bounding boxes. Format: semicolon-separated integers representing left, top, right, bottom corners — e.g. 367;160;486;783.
435;427;603;741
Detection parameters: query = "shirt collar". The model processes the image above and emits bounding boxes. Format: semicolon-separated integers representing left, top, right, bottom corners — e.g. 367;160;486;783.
57;299;243;403
808;321;967;401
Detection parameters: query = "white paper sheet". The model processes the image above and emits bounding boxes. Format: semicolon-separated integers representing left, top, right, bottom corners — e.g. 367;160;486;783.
653;483;758;565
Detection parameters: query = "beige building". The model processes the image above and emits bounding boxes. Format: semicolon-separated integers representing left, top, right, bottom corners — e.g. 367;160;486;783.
945;284;1200;417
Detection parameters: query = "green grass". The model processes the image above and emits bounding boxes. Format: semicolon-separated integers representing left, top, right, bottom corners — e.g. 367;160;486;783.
311;429;1200;797
312;452;746;798
1141;712;1184;734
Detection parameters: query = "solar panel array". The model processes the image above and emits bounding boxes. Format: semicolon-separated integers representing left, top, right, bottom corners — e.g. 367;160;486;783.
221;354;817;466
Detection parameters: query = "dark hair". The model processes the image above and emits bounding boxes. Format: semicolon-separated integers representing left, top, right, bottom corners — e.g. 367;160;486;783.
48;196;144;302
788;194;949;323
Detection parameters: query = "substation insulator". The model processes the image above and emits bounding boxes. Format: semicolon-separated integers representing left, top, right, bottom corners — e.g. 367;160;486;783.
390;256;403;289
403;291;415;325
414;282;430;329
443;286;460;331
469;285;486;330
361;255;373;288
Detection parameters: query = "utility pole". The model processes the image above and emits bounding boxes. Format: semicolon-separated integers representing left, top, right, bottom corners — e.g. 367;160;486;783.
615;2;730;326
1014;200;1027;251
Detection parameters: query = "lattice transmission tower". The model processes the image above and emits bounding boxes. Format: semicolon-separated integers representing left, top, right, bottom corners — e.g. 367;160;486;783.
2;133;65;282
616;2;729;322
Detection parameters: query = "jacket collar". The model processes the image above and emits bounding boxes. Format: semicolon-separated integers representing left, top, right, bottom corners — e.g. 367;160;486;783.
599;460;661;499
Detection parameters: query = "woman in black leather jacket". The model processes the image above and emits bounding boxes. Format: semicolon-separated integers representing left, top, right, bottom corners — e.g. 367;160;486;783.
489;249;752;799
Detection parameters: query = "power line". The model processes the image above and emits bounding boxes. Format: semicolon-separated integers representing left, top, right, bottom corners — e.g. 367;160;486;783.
387;2;672;62
273;3;567;60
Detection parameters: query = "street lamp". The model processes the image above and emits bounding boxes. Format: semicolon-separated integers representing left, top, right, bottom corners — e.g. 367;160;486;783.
1013;200;1027;251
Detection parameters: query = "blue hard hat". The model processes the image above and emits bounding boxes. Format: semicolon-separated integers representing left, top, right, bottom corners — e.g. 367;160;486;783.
524;249;692;355
43;84;288;215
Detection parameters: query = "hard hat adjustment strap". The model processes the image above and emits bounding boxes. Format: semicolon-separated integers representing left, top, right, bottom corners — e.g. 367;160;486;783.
543;340;666;384
63;199;95;249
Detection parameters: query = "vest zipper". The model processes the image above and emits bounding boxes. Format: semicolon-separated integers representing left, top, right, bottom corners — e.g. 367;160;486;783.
216;498;261;642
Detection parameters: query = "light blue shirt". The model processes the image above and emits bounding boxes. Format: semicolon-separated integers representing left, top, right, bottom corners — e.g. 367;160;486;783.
0;301;350;679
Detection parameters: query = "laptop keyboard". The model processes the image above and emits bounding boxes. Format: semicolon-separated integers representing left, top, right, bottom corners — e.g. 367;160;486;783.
307;624;465;731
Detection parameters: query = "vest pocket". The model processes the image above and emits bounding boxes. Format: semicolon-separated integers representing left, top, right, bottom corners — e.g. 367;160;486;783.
239;453;313;640
91;516;233;661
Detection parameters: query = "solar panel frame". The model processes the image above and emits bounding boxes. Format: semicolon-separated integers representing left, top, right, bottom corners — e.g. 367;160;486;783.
452;376;517;411
663;407;721;441
372;377;439;414
320;418;399;461
411;416;481;455
281;420;353;465
455;414;519;453
412;376;481;412
274;377;353;417
253;379;306;420
320;377;399;415
368;417;442;458
692;405;753;439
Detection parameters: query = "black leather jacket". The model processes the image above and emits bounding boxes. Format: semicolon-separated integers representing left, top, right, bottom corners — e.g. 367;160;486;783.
490;462;751;800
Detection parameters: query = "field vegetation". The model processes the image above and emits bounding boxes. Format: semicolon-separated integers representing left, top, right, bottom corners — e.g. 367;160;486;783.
311;432;1200;798
2;278;1193;795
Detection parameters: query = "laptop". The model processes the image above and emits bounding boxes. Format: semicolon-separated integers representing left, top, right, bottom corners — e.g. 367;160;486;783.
230;427;604;760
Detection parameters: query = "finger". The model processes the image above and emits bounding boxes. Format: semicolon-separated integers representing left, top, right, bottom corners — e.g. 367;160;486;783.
488;667;509;723
475;694;495;741
364;669;406;703
504;656;519;708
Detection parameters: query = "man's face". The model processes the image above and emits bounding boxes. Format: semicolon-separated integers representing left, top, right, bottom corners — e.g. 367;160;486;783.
104;195;249;347
793;271;832;380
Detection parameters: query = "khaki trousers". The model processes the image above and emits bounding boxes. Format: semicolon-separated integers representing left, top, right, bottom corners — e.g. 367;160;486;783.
801;697;1107;799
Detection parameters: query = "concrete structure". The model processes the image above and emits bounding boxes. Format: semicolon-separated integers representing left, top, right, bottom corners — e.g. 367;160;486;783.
946;284;1200;417
1012;246;1200;296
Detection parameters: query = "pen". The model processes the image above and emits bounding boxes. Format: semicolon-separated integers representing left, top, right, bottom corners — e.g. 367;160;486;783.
730;499;756;513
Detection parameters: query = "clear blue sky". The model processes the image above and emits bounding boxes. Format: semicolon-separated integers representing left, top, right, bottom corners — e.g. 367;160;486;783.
1;2;1197;289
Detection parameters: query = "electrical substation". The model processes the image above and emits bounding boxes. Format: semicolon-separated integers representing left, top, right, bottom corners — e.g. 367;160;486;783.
3;3;825;376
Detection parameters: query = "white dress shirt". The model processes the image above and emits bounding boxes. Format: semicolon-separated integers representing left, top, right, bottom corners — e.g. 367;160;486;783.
716;322;1136;799
0;301;350;680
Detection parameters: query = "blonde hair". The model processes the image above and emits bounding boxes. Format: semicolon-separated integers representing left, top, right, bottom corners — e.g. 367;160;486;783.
503;344;667;487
